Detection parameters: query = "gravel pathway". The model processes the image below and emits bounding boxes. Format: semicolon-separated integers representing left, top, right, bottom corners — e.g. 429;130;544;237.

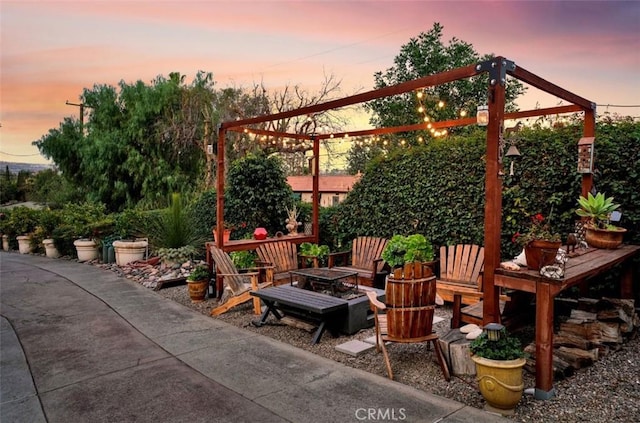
96;260;639;422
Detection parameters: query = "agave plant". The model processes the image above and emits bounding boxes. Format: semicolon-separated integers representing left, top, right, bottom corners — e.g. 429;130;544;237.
576;192;620;229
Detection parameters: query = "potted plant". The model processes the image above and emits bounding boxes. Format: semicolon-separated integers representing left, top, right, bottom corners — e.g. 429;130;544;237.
381;234;437;340
512;213;561;270
186;264;210;303
576;192;626;249
469;323;526;416
381;234;435;277
299;242;330;267
212;221;236;243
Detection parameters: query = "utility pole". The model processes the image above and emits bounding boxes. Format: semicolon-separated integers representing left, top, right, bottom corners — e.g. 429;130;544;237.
65;100;91;132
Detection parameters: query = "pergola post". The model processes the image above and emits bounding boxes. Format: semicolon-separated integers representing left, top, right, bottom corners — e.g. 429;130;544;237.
581;108;596;198
215;126;226;248
312;136;320;243
481;58;508;325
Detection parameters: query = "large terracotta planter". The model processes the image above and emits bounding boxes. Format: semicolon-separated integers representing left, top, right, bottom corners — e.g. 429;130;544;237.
585;226;626;249
113;239;148;266
472;355;526;416
524;240;562;270
74;239;99;262
17;235;33;254
42;239;60;258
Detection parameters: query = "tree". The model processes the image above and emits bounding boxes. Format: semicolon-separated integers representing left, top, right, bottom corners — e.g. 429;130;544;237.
34;77;205;211
362;23;526;151
224;153;293;238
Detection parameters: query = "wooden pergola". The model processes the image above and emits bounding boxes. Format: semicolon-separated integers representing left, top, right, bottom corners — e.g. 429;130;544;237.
215;56;596;326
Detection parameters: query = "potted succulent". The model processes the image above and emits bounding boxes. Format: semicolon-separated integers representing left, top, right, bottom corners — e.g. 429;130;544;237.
469;323;526;416
186;264;210;303
576;192;626;249
381;234;435;277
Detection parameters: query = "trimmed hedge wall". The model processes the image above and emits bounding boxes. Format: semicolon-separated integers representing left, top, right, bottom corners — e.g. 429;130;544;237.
332;119;640;263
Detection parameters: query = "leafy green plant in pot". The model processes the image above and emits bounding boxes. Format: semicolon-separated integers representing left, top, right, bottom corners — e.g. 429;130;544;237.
186;264;210;303
299;242;330;267
576;192;626;249
381;234;435;278
469;324;526;416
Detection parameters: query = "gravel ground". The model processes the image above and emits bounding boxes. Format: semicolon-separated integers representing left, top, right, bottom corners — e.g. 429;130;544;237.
92;258;639;423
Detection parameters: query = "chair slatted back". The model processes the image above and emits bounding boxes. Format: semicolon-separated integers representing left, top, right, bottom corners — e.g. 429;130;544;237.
440;244;484;290
256;241;298;274
208;245;245;294
352;236;387;271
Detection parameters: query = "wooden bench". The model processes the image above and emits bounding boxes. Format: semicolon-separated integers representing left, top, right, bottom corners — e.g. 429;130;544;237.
250;285;348;344
328;236;388;287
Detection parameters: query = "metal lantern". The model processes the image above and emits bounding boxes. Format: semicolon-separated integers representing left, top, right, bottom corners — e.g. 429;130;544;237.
476;105;489;126
577;137;595;173
483;323;505;341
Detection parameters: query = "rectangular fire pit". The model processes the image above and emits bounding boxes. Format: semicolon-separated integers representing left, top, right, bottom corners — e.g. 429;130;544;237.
320;286;385;335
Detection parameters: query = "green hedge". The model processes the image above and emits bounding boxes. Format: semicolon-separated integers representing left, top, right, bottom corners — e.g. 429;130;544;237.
331;119;640;263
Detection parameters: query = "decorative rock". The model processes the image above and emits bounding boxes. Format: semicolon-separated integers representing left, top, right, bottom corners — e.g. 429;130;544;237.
460;323;480;334
466;328;483;340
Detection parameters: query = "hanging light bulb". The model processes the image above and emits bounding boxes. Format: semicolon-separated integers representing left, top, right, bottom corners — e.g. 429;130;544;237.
438;100;445;108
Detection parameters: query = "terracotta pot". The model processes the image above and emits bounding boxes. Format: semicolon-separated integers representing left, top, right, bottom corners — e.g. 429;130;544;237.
472;355;526;416
213;229;231;244
524;240;562;270
585;226;626;249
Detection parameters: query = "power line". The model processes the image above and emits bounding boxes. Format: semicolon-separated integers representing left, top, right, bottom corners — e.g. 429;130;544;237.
0;151;41;157
597;104;640;108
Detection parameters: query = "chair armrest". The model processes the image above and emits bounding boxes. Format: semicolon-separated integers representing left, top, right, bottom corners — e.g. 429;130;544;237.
328;250;351;268
299;254;320;268
217;271;260;277
366;291;386;310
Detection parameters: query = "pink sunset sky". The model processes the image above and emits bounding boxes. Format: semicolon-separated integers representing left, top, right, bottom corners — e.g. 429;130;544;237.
1;0;639;164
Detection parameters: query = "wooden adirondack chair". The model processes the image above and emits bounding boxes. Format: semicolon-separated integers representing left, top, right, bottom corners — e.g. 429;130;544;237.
436;244;527;329
328;236;388;287
209;245;273;316
256;241;301;286
435;244;486;305
366;271;450;381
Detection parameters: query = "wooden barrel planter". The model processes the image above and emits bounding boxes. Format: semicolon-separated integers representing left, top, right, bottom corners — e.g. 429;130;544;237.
386;262;437;341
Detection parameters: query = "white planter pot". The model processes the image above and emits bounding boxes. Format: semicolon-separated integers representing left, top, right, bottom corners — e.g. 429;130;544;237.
17;235;33;254
43;238;60;258
2;234;9;251
112;240;148;266
74;239;99;262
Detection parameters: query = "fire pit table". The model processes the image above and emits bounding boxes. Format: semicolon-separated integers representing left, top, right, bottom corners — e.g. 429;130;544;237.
289;267;359;295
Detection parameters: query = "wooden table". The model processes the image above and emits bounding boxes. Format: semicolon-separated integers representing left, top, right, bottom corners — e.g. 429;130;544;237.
250;285;348;344
495;244;640;399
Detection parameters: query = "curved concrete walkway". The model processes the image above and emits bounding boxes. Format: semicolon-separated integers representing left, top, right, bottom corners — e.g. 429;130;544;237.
0;253;507;422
